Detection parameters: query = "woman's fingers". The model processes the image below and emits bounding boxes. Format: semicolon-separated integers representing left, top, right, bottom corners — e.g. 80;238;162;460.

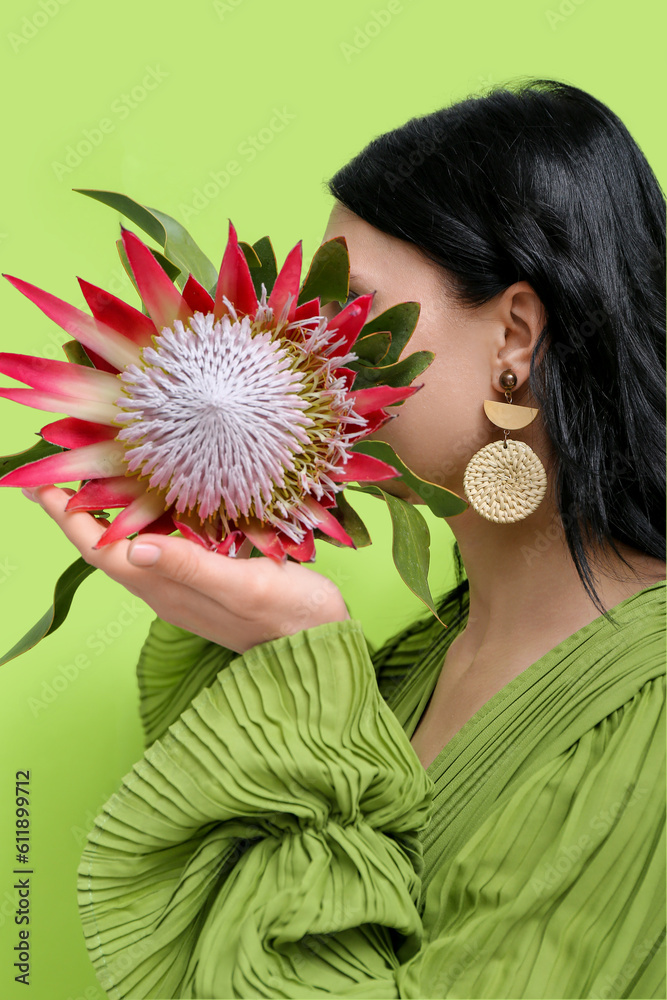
23;485;344;651
26;486;269;613
25;485;150;588
26;485;114;552
126;533;270;617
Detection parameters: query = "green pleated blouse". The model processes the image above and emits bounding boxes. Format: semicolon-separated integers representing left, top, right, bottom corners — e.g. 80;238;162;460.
77;576;666;999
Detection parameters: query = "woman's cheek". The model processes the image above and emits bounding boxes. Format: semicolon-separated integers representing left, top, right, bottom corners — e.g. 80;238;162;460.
372;399;445;485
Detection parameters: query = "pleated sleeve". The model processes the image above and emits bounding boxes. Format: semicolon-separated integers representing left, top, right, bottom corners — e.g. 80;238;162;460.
78;616;666;999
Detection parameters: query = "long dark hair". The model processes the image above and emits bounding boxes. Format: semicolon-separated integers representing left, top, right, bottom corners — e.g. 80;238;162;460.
326;78;666;621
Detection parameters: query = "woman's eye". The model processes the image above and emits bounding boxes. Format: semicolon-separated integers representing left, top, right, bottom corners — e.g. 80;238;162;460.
342;289;359;308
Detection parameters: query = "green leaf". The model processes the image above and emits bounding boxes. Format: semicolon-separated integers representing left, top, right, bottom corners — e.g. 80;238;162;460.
149;247;182;284
359;302;421;365
348;350;434;391
79;190;164;242
350;439;468;517
335;491;372;547
238;241;262;269
297;236;349;307
0;437;64;479
351;331;392;365
239;236;278;299
62;339;95;367
314;491;371;549
0;557;97;666
354;485;444;625
75;189;217;291
148;205;218;291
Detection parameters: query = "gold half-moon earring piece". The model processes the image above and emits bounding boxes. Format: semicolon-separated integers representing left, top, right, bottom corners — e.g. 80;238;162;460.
483;399;540;430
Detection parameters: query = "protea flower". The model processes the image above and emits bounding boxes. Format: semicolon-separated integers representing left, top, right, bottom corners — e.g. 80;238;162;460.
0;224;420;561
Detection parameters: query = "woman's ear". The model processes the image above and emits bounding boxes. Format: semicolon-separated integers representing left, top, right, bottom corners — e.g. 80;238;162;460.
491;281;547;395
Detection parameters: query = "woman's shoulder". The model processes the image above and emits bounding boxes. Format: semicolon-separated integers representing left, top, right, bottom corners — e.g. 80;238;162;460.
606;576;665;642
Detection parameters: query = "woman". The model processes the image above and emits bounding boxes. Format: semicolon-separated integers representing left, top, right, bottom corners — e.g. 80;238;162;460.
25;79;665;998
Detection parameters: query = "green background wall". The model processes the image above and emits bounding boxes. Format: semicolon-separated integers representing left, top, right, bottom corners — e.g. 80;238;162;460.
0;1;664;997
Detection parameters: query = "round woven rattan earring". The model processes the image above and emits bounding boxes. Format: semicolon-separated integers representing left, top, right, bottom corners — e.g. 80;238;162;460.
463;369;547;523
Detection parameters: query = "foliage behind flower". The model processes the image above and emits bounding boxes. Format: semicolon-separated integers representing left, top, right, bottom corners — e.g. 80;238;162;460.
0;190;468;663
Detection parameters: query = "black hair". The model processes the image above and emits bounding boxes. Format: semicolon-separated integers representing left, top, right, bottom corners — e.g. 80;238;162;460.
326;78;666;623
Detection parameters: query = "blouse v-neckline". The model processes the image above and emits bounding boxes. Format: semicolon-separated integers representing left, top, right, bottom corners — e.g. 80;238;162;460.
387;579;666;780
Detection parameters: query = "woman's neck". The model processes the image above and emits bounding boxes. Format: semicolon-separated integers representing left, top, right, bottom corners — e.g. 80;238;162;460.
446;500;665;659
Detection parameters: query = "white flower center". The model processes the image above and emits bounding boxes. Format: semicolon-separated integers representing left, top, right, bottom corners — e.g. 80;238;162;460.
115;311;313;520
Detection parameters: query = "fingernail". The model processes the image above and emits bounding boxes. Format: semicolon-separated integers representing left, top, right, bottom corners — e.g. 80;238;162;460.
128;542;161;566
21;488;37;502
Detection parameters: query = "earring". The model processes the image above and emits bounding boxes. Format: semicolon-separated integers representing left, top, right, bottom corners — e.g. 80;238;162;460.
463;368;547;523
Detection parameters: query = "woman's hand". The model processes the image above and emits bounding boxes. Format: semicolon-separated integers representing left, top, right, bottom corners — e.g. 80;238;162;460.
23;485;350;654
